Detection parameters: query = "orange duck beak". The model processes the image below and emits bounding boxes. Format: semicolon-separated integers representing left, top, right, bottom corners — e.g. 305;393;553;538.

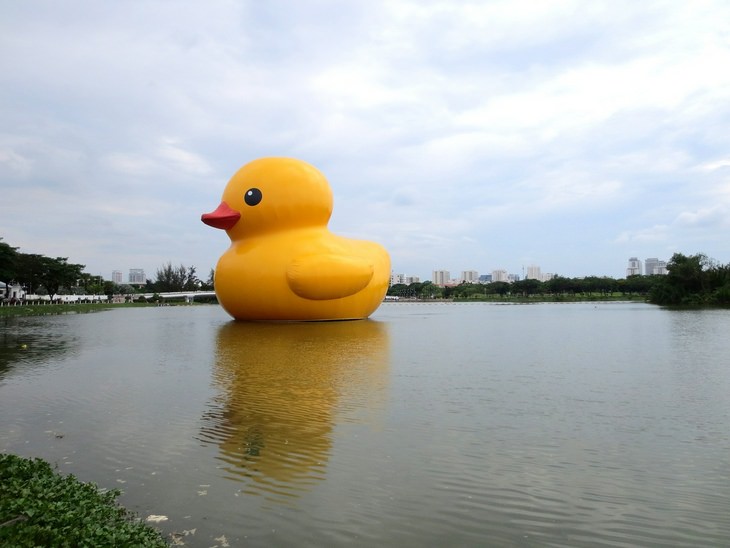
201;201;240;230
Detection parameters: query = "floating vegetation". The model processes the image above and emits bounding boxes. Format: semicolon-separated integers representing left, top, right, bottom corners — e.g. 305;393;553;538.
0;453;167;547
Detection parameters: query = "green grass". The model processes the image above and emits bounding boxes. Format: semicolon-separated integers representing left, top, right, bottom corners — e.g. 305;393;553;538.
1;303;109;317
0;453;167;547
0;301;173;317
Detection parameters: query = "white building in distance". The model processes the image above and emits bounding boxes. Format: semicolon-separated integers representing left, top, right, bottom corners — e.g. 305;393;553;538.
112;270;123;284
526;265;542;280
432;270;450;286
492;269;509;282
391;273;406;286
391;273;421;286
644;258;668;275
460;270;480;283
626;257;642;276
128;268;146;284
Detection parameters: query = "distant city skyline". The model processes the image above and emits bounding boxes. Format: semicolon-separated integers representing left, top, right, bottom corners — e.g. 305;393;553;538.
391;256;669;285
103;255;670;285
110;269;147;285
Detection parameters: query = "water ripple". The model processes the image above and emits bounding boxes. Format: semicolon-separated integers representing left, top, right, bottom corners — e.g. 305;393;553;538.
196;320;389;501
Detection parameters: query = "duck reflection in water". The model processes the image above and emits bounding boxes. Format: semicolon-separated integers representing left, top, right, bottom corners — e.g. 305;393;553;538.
199;319;389;500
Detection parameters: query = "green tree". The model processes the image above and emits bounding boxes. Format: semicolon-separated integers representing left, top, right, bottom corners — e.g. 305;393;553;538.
545;276;571;295
617;274;663;295
408;281;425;297
78;273;104;294
387;283;408;297
0;238;19;283
154;262;200;292
512;278;543;297
451;282;472;299
103;281;119;297
467;283;488;298
668;253;706;294
711;278;730;304
13;253;45;294
649;252;711;305
579;276;616;295
183;265;200;291
418;281;440;299
201;268;215;290
38;257;85;299
488;281;510;297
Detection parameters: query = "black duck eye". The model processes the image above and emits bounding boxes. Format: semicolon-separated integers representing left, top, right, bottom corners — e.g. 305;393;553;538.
244;188;262;206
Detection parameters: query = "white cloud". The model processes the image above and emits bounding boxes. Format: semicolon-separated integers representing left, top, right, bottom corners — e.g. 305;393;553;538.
697;158;730;172
157;140;213;176
615;225;670;244
102;153;158;177
675;205;729;228
0;147;32;178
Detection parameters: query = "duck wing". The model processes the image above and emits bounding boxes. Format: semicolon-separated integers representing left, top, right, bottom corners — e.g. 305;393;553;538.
286;254;374;300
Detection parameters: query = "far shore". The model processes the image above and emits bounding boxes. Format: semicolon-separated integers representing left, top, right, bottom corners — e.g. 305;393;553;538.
396;294;649;304
0;300;214;318
0;295;653;318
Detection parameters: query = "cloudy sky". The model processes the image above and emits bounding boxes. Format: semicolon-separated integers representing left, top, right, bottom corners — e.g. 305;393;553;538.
2;1;730;283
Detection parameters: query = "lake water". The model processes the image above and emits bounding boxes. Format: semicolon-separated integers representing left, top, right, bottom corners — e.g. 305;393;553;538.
2;302;730;547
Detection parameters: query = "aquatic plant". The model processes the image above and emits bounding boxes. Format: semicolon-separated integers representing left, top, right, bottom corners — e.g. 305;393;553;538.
0;453;167;547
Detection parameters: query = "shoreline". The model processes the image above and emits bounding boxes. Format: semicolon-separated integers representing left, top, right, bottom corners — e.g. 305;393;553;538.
0;301;212;318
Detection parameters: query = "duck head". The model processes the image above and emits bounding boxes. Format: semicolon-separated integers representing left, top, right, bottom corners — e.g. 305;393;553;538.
202;157;334;240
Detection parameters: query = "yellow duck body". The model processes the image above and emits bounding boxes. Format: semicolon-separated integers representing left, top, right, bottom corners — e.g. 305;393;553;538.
202;158;391;321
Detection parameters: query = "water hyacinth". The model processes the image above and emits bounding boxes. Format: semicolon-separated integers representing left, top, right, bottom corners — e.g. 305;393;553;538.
0;454;167;547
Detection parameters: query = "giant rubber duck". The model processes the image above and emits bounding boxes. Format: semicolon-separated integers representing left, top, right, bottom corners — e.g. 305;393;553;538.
201;158;391;321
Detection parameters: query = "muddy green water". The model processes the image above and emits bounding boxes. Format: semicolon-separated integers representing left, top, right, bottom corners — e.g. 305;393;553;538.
1;302;729;546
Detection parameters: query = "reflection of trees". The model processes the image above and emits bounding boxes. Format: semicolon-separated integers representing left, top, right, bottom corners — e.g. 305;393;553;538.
198;320;389;500
0;317;75;378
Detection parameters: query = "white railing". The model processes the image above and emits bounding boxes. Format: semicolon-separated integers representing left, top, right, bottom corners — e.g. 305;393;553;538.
2;291;217;305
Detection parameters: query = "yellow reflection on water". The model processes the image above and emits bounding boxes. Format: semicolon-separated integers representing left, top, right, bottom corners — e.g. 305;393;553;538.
199;319;389;500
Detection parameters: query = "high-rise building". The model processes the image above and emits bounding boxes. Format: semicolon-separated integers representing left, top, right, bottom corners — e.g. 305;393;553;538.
432;270;450;286
526;265;542;280
460;270;479;283
626;257;642;277
492;269;509;282
644;258;659;276
112;270;123;284
391;273;420;286
644;258;668;275
129;268;145;284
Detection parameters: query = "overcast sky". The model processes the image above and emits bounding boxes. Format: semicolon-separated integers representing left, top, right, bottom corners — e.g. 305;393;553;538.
2;1;730;283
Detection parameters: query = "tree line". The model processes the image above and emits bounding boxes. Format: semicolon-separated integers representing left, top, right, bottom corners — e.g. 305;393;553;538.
648;253;730;305
388;275;657;300
1;237;213;299
388;253;730;306
4;236;727;306
150;262;214;293
1;238;86;299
